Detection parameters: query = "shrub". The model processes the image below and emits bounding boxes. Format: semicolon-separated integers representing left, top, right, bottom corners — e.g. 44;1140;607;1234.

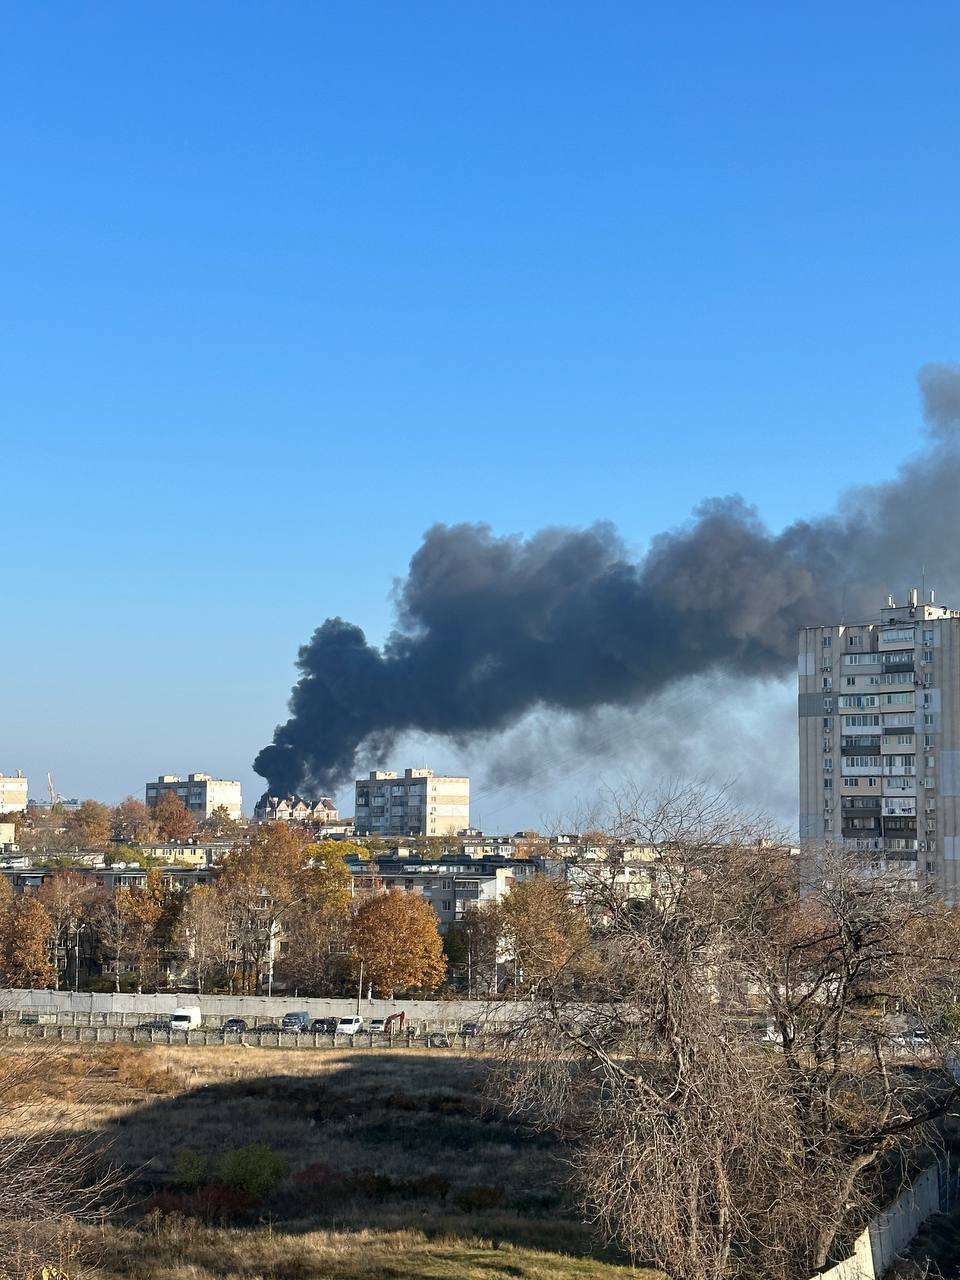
174;1148;210;1190
174;1143;287;1199
217;1143;287;1198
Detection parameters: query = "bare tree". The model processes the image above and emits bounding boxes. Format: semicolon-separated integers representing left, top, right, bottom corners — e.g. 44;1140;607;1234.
0;1046;122;1278
494;783;960;1280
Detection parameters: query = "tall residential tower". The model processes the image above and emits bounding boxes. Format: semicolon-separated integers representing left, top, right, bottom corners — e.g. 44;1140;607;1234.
799;590;960;900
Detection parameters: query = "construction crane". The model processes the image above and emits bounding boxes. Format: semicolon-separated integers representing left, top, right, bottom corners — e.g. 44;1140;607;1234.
47;773;63;805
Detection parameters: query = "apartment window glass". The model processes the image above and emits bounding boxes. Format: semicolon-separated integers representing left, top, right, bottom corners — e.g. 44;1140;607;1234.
927;755;936;770
846;677;856;687
922;629;935;643
848;634;862;647
822;636;832;647
823;778;833;790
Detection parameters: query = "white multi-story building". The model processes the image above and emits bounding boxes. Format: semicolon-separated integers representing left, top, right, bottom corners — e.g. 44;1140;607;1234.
354;768;470;837
799;589;960;900
0;772;28;814
145;773;242;821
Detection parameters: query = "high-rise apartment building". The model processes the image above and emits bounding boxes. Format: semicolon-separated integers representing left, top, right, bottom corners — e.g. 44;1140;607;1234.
354;768;469;837
799;590;960;899
0;772;28;814
145;773;243;821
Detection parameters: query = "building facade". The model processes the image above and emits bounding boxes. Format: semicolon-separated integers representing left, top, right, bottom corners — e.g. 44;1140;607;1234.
354;768;470;837
346;850;539;931
799;590;960;899
145;773;242;820
254;794;340;824
0;772;28;814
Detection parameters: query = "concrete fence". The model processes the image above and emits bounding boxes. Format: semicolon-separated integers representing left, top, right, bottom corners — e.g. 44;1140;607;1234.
0;988;519;1027
815;1157;956;1279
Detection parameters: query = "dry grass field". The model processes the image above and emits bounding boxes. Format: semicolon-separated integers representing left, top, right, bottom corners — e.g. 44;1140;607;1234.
3;1042;662;1280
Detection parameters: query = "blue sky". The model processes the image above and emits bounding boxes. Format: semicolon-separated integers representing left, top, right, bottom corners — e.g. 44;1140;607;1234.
2;3;958;824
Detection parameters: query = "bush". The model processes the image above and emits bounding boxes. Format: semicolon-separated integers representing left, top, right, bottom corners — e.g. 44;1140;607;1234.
174;1143;287;1199
217;1143;288;1198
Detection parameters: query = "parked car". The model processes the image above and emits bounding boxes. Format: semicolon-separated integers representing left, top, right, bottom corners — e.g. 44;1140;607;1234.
136;1018;171;1031
17;1012;40;1025
221;1018;247;1034
281;1011;311;1033
311;1017;338;1033
459;1022;481;1038
335;1015;364;1036
368;1018;387;1034
169;1006;203;1032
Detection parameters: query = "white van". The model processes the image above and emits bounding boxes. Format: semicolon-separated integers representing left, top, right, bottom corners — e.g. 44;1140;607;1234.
336;1015;363;1036
170;1006;203;1032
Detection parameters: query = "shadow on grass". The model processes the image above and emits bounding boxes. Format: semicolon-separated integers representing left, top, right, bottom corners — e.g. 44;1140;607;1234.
96;1050;627;1268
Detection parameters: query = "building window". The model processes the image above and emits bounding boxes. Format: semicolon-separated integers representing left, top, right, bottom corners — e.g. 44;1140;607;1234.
848;634;862;647
823;778;833;790
823;717;831;730
922;629;934;644
846;677;856;687
822;636;832;647
927;755;936;770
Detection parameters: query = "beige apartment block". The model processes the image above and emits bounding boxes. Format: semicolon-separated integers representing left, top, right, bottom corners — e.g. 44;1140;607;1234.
354;767;470;837
145;773;243;820
799;589;960;901
0;771;28;814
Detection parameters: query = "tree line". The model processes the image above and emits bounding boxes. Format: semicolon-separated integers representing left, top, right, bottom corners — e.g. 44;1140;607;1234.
12;794;245;856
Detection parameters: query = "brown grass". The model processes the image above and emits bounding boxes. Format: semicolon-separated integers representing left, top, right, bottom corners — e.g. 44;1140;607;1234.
0;1043;664;1280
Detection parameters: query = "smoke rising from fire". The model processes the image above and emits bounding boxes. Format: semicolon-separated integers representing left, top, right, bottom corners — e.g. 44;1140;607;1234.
254;366;960;797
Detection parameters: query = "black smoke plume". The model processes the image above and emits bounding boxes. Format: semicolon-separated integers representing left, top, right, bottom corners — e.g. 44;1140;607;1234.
255;366;960;796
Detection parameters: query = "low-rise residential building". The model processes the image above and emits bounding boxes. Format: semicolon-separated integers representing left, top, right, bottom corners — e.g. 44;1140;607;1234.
354;768;470;837
0;772;28;814
345;849;540;931
254;793;340;824
146;773;242;820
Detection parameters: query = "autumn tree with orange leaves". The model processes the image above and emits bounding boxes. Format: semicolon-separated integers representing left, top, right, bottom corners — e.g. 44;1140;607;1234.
152;791;196;842
350;888;446;997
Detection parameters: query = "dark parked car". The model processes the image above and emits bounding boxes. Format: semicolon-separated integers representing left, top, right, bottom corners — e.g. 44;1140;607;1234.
221;1018;248;1034
311;1017;338;1033
281;1011;311;1033
459;1022;481;1038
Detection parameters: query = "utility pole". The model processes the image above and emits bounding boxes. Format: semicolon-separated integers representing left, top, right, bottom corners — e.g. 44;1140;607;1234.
356;959;364;1015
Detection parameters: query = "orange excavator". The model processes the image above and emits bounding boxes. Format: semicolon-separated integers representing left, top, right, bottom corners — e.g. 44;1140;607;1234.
383;1012;405;1035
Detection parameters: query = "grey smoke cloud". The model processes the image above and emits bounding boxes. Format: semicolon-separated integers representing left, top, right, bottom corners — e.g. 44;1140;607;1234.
255;367;960;797
919;363;960;439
